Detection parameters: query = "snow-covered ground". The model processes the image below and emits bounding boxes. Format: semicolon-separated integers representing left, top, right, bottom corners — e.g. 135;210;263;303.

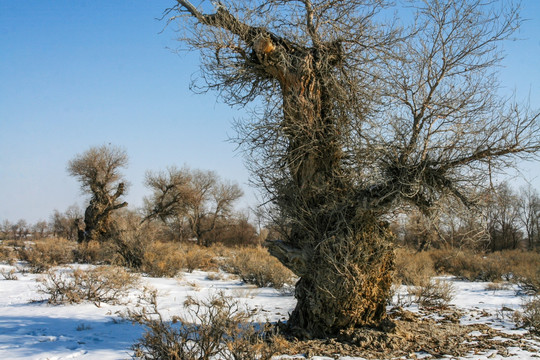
0;263;538;360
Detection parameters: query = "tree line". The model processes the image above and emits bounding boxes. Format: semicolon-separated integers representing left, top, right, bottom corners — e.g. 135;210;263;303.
1;144;538;253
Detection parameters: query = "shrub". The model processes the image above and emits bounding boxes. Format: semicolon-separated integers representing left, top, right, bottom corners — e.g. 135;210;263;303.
183;245;216;273
408;278;455;308
429;248;507;282
141;242;186;277
0;244;16;265
38;265;139;306
518;296;540;335
128;290;287;360
513;260;540;295
74;240;116;265
222;247;294;289
19;238;75;272
112;226;152;269
393;248;435;286
0;268;18;280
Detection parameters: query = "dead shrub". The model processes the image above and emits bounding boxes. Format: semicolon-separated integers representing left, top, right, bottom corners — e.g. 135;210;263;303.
74;240;116;264
393;248;435;286
127;290;287;360
38;265;139;306
518;296;540;335
0;268;18;280
112;225;153;269
0;244;17;265
513;261;540;295
222;247;294;289
408;278;455;308
183;245;216;273
429;248;507;282
497;251;540;294
19;238;75;272
141;242;186;277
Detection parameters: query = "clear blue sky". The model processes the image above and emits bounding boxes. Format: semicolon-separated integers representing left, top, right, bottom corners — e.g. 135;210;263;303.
1;0;539;223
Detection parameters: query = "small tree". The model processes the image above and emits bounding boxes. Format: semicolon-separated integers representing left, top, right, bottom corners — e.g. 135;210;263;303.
67;145;128;243
144;166;243;246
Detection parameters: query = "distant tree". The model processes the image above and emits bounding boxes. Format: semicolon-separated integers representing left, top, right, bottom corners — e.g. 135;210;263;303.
67;145;128;243
50;205;82;241
14;219;29;240
167;0;540;336
204;212;259;246
519;185;540;250
32;220;49;239
144;166;243;246
484;183;523;251
0;220;11;240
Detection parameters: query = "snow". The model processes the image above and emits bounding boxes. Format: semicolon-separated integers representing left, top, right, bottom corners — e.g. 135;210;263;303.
1;264;538;360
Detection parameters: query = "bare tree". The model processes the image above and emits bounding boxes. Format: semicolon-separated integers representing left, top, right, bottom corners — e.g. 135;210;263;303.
67;145;128;243
165;0;540;336
483;183;523;251
144;166;243;246
50;205;82;241
519;184;540;250
32;220;49;240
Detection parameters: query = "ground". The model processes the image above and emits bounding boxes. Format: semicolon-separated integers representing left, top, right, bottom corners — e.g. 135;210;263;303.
0;263;538;360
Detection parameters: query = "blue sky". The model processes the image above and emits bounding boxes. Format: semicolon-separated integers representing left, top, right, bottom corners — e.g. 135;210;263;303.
1;1;539;223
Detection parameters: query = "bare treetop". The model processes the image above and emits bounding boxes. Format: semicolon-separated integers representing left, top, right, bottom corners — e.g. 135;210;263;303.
67;145;128;195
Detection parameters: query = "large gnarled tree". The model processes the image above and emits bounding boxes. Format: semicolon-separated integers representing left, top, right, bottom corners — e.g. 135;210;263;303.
68;144;128;243
166;0;540;337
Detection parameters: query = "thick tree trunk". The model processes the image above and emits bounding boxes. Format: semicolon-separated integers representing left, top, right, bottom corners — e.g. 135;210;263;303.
79;183;127;243
269;69;396;337
269;217;395;338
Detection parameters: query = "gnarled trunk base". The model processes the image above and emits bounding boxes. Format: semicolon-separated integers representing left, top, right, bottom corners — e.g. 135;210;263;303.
271;221;395;339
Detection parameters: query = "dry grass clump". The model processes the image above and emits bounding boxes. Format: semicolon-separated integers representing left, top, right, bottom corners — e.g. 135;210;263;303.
222;247;294;289
393;248;435;286
128;290;287;360
19;238;75;273
38;265;139;306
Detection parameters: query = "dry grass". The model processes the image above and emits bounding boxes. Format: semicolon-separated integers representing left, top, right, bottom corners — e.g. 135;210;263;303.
183;245;216;273
393;248;435;286
141;242;186;278
507;252;540;294
221;247;295;289
127;290;288;360
38;265;139;306
422;248;509;281
19;238;76;273
74;240;116;265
